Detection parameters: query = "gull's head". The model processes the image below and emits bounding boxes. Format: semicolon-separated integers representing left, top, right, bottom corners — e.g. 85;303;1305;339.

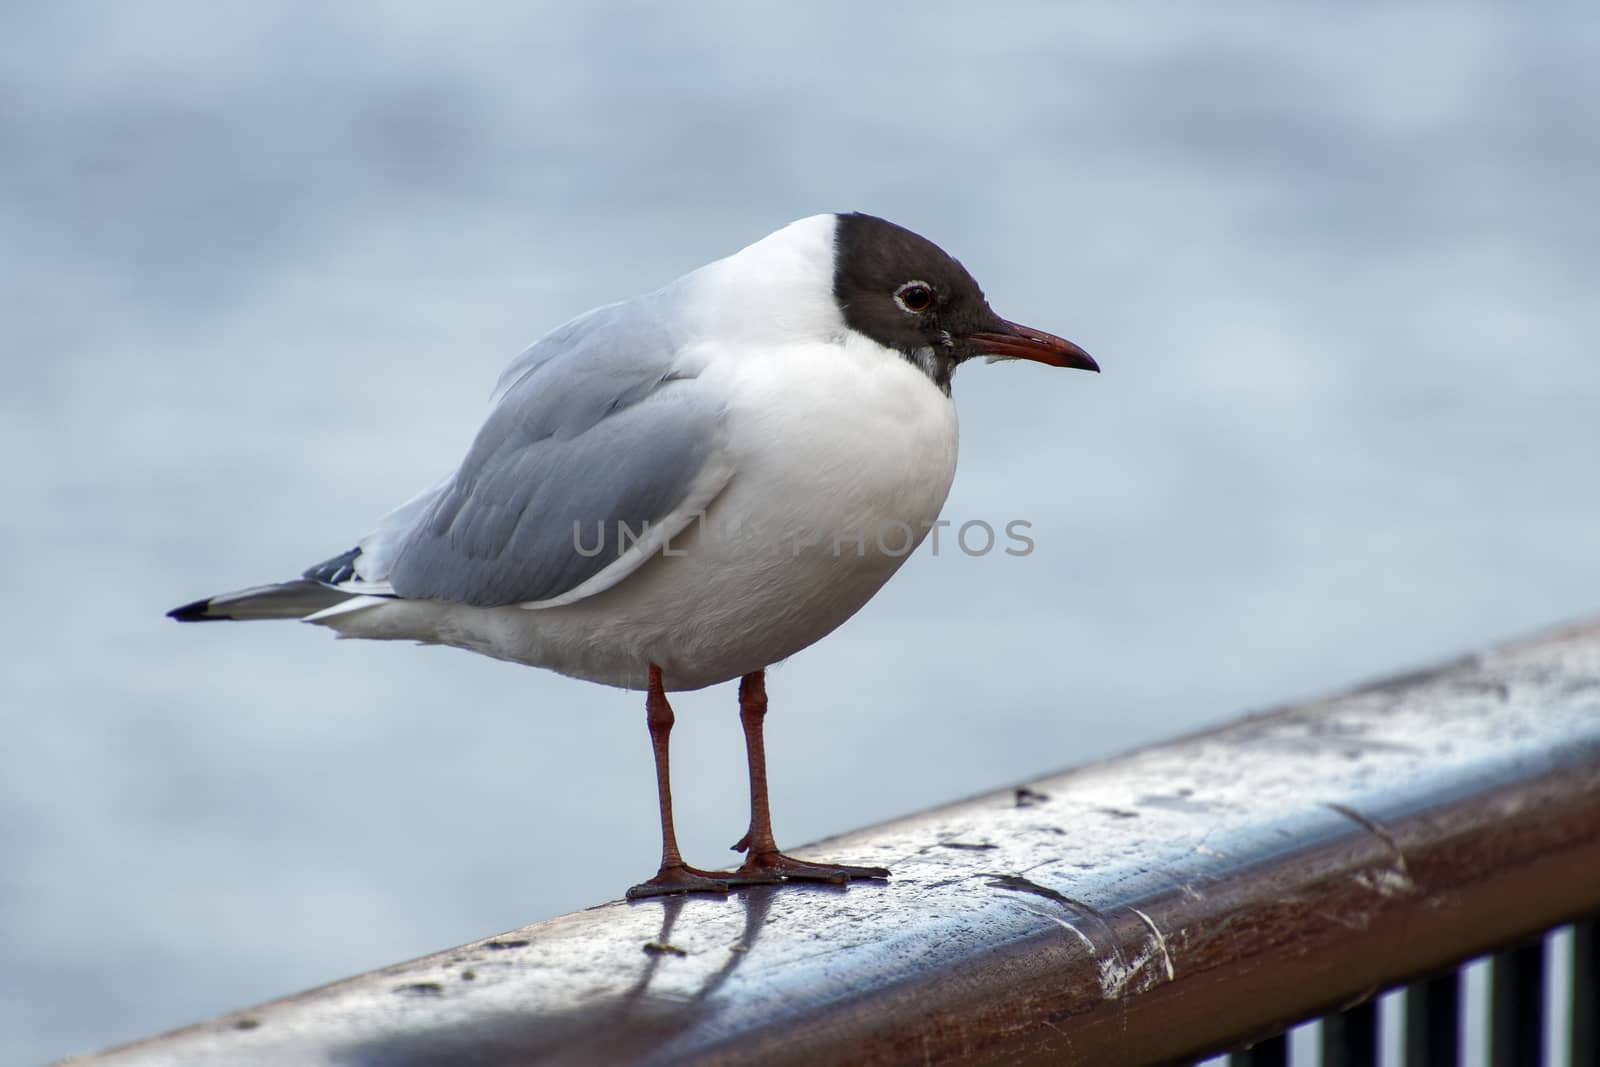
829;212;1098;393
679;213;1097;394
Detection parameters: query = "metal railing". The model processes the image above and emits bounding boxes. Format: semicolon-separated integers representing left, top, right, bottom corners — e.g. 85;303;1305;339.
1223;920;1597;1065
65;618;1600;1067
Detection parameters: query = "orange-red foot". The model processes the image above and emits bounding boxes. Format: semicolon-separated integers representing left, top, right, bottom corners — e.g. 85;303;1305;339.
626;863;783;899
737;852;890;884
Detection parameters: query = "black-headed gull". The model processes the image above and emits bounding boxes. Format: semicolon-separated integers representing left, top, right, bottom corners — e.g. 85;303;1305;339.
170;213;1098;898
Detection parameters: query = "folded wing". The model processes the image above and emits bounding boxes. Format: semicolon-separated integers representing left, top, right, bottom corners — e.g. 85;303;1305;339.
364;304;730;609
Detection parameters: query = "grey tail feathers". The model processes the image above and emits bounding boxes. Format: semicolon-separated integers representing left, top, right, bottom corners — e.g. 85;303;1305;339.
167;580;357;623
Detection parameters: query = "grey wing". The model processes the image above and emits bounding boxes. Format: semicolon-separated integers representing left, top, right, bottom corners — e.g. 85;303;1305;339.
362;303;732;608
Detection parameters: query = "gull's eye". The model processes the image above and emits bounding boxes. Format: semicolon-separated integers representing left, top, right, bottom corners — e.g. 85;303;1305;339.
894;282;934;314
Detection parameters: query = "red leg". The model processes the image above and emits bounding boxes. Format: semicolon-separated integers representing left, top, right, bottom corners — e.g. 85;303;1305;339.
627;665;779;899
731;670;890;884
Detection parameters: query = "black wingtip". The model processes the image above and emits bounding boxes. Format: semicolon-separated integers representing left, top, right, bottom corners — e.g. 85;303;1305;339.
168;598;227;622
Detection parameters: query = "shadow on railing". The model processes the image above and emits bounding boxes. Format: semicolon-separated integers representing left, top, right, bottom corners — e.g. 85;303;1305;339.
65;619;1600;1067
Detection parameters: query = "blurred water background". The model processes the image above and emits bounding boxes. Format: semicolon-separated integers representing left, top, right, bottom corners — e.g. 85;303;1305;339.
3;3;1597;1063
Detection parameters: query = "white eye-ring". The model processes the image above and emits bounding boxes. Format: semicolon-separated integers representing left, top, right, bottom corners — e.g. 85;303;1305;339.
894;281;935;314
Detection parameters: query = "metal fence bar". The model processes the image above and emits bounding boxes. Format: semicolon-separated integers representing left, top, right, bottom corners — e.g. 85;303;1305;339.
1404;971;1460;1067
1577;918;1598;1067
1321;1001;1378;1067
60;619;1600;1067
1489;939;1546;1067
1230;1034;1287;1066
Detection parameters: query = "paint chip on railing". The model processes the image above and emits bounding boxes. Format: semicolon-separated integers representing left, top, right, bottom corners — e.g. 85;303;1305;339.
1351;868;1415;897
1098;938;1169;998
1129;907;1177;982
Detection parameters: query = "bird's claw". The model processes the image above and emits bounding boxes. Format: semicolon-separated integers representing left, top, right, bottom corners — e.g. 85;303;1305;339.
736;852;890;884
626;863;784;899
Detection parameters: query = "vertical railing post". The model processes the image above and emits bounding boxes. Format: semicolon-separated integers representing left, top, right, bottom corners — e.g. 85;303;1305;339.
1405;971;1460;1066
1322;1000;1379;1067
1575;919;1597;1067
1231;1034;1287;1066
1489;939;1545;1067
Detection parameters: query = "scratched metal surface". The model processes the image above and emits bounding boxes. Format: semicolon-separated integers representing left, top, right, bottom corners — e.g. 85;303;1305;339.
67;620;1600;1067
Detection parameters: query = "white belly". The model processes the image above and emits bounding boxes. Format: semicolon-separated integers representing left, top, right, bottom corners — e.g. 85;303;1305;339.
320;337;959;691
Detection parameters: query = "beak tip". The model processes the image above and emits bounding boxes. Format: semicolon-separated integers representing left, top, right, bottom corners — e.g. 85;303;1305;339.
1054;338;1099;374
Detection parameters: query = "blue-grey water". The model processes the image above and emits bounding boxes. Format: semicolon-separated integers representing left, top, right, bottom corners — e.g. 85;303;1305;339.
3;4;1596;1063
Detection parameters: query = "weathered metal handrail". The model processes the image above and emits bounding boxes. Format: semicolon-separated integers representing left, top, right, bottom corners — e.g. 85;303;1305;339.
66;619;1600;1066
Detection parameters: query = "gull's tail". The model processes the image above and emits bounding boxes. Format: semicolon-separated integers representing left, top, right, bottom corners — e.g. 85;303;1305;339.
171;545;399;623
167;581;357;622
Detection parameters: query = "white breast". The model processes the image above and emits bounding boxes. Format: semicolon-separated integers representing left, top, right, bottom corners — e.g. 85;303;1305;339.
641;329;961;683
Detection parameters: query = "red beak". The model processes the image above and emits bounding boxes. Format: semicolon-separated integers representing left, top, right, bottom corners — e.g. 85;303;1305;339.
968;320;1099;372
